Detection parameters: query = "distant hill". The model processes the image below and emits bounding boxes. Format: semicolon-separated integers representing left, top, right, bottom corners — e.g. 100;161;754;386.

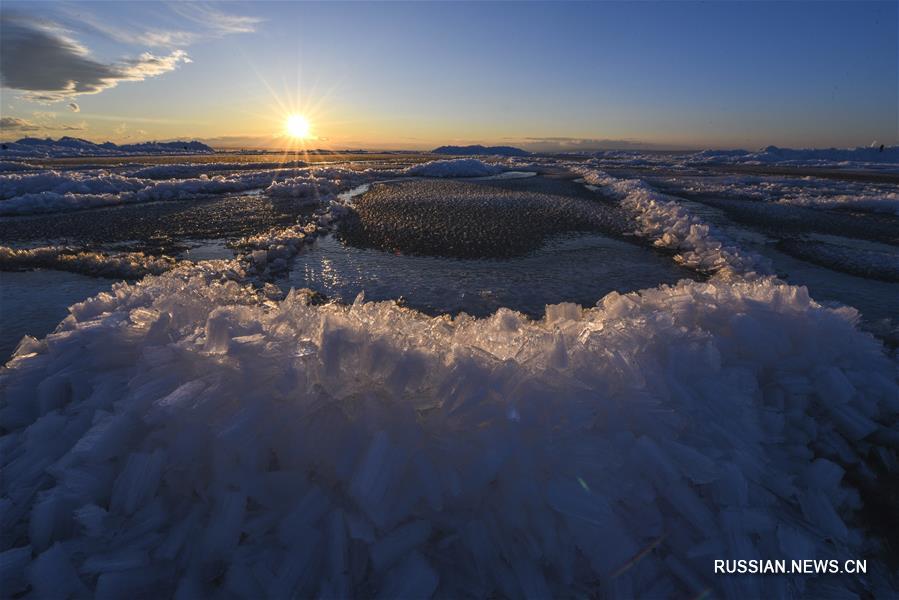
0;136;215;159
433;144;530;157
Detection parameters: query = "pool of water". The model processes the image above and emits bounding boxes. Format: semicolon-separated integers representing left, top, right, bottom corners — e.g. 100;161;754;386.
0;270;114;361
281;232;697;318
179;239;235;261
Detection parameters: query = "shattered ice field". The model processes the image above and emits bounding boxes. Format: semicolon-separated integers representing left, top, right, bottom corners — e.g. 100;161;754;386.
1;147;898;598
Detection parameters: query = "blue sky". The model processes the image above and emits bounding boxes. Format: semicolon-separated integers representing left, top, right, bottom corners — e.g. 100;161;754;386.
1;1;896;150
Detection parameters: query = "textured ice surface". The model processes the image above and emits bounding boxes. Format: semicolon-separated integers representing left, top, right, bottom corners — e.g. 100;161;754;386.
339;178;627;258
1;263;896;597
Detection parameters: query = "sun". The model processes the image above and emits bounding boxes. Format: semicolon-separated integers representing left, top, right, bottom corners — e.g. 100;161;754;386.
285;114;311;139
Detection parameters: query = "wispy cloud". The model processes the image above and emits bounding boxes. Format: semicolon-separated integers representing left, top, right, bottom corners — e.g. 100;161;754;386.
68;102;80;112
168;3;263;37
1;115;86;133
63;3;263;48
0;116;41;132
0;12;191;102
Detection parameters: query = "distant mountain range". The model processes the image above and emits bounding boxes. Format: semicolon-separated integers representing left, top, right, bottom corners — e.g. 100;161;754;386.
432;145;530;157
0;137;215;159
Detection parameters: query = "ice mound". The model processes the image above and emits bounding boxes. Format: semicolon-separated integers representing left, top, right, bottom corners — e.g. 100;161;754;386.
1;265;897;597
578;169;771;278
404;158;505;178
264;176;337;200
0;246;179;279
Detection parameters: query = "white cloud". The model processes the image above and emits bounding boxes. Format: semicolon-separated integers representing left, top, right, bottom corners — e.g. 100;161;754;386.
0;13;190;102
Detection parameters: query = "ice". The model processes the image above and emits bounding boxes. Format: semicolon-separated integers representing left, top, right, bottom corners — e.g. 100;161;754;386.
0;170;152;200
574;145;899;173
658;173;899;216
0;245;179;279
264;175;337;199
0;545;31;594
0;160;38;171
0;170;276;215
691;145;899;170
370;519;432;571
577;167;771;278
0;136;213;159
377;551;439;599
1;255;896;596
0;164;377;216
126;160;308;179
30;543;88;598
404;158;506;178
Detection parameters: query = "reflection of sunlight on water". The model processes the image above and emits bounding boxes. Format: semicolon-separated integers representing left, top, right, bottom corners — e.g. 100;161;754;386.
319;258;340;289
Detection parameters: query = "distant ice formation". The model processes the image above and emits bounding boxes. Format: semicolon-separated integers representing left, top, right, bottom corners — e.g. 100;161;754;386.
585;145;899;172
432;144;530;157
692;145;899;168
0;137;214;159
